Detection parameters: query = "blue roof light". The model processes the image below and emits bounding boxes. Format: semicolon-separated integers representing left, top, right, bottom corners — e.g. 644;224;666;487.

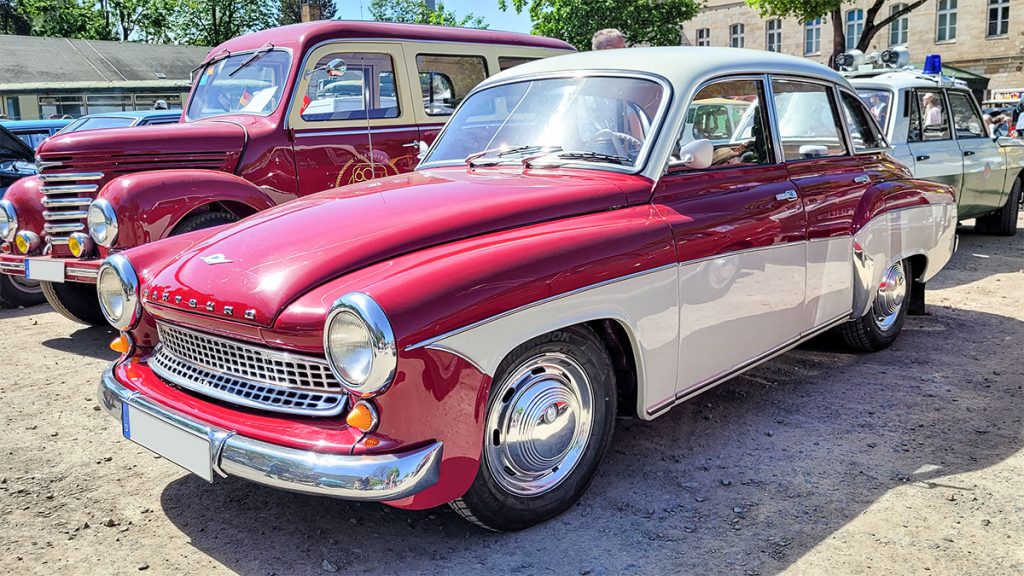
923;54;942;75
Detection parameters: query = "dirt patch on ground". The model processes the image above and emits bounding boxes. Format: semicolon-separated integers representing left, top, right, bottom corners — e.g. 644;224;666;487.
1;217;1021;575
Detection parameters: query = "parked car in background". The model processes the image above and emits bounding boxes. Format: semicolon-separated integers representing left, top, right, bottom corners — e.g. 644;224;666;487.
97;47;956;531
0;119;72;150
844;52;1024;235
0;20;573;323
0;124;43;306
57;110;181;134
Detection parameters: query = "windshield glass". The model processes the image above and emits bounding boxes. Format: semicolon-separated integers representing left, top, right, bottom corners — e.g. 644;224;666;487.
186;50;292;120
856;88;892;133
423;76;666;170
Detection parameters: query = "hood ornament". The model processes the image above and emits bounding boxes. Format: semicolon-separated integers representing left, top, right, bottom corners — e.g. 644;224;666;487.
201;253;232;265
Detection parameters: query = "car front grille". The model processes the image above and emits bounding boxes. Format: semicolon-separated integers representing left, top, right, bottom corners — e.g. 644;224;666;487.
149;323;347;416
37;172;103;245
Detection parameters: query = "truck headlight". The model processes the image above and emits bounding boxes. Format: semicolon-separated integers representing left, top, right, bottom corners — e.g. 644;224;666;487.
96;254;141;330
323;292;396;397
88;199;118;247
0;200;17;242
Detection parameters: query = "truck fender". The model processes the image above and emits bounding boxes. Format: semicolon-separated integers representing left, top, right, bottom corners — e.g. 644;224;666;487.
98;169;276;247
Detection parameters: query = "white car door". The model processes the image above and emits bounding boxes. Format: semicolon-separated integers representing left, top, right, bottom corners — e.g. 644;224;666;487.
906;88;964;199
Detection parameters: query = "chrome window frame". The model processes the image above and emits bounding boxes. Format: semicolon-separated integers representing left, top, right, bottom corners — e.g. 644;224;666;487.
766;74;853;162
837;87;891;155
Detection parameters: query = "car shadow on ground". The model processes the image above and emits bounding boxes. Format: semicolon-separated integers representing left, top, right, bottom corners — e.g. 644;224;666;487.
933;225;1023;290
157;305;1024;575
0;301;51;321
41;324;119;362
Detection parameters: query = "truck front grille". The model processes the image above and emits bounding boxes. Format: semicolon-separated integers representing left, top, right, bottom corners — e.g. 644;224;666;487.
38;172;103;245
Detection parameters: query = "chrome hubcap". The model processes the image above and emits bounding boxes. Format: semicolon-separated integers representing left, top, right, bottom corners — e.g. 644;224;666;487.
9;275;41;294
873;262;907;331
484;353;594;497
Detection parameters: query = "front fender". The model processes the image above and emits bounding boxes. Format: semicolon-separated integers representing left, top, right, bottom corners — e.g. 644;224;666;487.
99;169;276;248
2;175;46;237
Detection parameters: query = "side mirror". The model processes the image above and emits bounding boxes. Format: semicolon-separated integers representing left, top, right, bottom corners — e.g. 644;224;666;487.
798;144;829;159
326;58;347;77
674;139;713;169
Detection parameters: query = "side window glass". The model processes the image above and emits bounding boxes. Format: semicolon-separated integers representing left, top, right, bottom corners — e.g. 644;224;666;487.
771;79;847;160
947;91;986;138
415;54;488;116
675;78;774;169
301;52;400;122
498;56;537;71
840;91;885;151
912;90;950;141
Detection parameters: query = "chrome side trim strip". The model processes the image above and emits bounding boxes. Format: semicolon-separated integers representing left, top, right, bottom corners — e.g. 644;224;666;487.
98;365;444;501
295;126;422;138
646;313;851;416
66;266;99;278
0;261;25;274
39;172;104;182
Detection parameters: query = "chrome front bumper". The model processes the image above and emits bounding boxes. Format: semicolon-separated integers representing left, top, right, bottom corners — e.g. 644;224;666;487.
98;365;443;501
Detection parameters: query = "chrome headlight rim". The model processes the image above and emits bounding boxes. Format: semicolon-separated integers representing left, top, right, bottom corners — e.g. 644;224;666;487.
87;199;118;248
0;200;17;242
323;292;397;398
96;253;141;331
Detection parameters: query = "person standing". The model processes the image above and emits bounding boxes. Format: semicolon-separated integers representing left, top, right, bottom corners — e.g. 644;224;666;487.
592;29;626;50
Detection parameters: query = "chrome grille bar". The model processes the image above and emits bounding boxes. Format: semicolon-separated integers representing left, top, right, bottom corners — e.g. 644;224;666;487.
39;171;103;244
38;172;103;182
42;210;88;221
44;222;85;234
42;197;93;208
40;184;98;195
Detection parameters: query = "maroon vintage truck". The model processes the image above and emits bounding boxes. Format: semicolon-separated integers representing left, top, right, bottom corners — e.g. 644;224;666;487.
0;21;571;319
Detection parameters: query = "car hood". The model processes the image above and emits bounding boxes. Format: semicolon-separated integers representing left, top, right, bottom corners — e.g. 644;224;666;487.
35;118;246;162
145;167;651;327
0;125;35;163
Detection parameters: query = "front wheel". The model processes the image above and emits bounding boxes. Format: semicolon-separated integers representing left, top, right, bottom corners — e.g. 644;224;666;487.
42;280;106;325
839;259;911;352
450;325;616;531
0;274;45;308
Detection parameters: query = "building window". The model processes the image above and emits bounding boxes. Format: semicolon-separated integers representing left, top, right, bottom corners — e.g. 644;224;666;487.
766;19;782;52
889;4;909;46
804;18;822;55
936;0;957;42
729;24;744;48
987;0;1009;37
846;9;864;50
696;28;710;47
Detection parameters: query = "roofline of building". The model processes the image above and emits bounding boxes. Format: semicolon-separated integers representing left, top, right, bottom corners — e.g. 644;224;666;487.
0;80;191;92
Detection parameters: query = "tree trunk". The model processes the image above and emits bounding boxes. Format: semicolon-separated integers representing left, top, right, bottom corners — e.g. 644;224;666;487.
830;8;845;69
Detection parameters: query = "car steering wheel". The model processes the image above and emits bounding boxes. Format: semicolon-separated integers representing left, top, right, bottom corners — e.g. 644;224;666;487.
593;128;643;149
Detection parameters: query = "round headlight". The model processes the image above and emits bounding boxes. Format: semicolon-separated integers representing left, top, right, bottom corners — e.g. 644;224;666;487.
323;292;396;397
96;254;141;330
87;199;118;247
0;200;17;242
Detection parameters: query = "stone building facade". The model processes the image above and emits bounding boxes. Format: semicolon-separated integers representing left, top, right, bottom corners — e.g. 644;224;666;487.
684;0;1024;97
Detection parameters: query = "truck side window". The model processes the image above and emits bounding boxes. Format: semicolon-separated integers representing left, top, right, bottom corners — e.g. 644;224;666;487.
909;89;950;142
771;79;847;160
301;52;400;122
673;78;773;168
947;91;986;138
415;54;488;116
839;91;885;152
498;56;537;71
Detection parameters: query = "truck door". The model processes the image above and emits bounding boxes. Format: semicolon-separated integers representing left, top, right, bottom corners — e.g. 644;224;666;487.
906;88;963;200
288;43;421;194
947;89;1006;216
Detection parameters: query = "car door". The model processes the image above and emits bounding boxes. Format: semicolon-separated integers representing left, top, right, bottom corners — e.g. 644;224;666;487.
947;89;1006;217
906;88;963;199
651;76;807;396
288;43;421;194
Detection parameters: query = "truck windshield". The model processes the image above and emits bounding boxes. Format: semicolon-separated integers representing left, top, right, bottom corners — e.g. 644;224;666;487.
186;50;292;121
423;75;666;171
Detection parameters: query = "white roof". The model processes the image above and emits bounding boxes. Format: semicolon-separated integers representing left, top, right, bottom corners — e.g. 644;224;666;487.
847;70;960;91
483;46;850;91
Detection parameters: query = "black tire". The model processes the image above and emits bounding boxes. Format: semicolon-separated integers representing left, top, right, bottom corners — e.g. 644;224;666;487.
975;177;1020;237
172;211;239;235
450;325;616;531
839;259;911;352
0;273;45;308
41;280;106;325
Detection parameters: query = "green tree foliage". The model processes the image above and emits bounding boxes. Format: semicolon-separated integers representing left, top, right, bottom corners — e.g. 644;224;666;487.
0;0;32;34
18;0;111;39
369;0;488;29
745;0;926;64
500;0;700;50
167;0;276;45
278;0;335;26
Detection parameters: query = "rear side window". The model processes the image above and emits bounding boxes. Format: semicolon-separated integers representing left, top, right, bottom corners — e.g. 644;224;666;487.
498;56;537;71
840;91;886;152
415;54;488;116
947;91;986;138
301;52;400;122
771;79;847;160
909;89;950;142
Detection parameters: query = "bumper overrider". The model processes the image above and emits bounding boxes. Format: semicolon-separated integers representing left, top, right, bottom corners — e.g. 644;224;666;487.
98;364;444;501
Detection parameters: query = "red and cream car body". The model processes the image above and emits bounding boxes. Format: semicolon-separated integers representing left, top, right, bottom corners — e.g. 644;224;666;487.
97;48;957;531
0;21;571;322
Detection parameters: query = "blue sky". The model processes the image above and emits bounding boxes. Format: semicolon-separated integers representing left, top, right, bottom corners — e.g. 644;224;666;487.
334;1;534;34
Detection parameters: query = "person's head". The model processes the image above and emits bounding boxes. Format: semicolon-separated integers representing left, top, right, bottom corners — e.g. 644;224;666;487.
869;95;881;106
592;28;626;51
153;99;168;110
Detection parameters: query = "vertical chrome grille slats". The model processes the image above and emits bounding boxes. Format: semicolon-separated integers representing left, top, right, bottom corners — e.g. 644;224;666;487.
37;170;104;244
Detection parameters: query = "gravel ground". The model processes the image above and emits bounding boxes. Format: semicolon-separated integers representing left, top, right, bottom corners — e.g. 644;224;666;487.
1;217;1021;576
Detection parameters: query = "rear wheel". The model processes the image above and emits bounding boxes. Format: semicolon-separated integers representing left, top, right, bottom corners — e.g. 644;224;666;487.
839;259;911;352
450;325;616;531
975;177;1020;236
0;274;44;308
42;280;106;325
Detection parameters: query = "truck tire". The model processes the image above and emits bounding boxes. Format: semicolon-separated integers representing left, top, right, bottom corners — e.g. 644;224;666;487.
172;211;239;235
42;281;107;325
838;259;911;352
0;274;45;308
975;177;1020;237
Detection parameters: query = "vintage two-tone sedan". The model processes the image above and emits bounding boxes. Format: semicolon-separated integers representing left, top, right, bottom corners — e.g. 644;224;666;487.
97;47;957;531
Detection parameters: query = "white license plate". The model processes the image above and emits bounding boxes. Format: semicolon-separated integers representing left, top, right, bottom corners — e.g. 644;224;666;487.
25;258;64;283
122;403;213;482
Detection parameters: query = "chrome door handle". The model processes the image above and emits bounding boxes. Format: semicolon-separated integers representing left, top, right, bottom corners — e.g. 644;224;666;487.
916;155;930;161
963;150;976;157
403;140;422;148
853;175;871;184
775;190;798;201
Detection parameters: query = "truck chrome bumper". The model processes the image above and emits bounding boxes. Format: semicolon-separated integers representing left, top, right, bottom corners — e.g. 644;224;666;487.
0;254;100;282
98;365;443;501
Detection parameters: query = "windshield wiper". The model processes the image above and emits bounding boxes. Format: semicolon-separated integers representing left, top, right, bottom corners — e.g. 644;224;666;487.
228;44;274;78
464;145;562;167
524;151;630;167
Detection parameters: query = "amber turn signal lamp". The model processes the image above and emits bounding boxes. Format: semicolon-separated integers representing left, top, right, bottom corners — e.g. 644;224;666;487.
346;400;379;433
109;333;132;355
15;231;39;255
362;436;380;448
